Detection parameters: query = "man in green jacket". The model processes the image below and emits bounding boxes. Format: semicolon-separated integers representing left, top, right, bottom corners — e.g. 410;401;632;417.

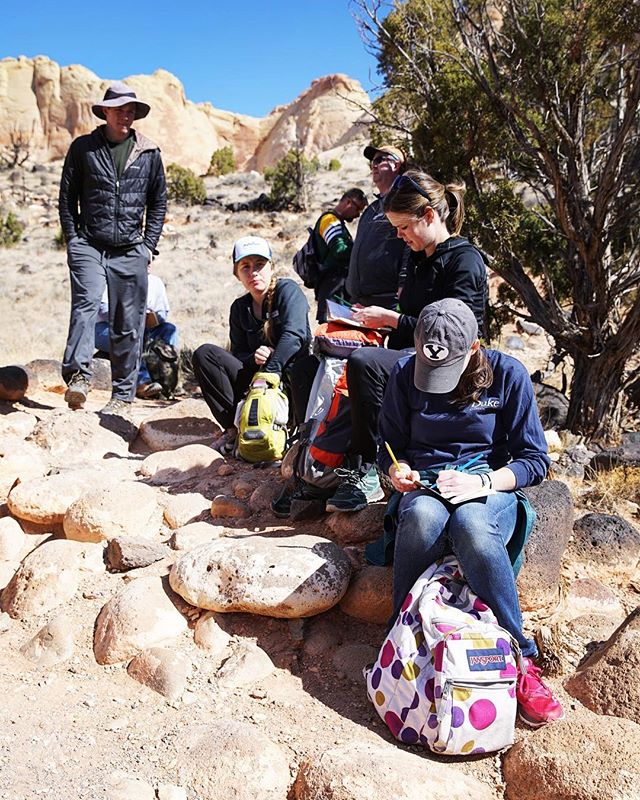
313;188;367;322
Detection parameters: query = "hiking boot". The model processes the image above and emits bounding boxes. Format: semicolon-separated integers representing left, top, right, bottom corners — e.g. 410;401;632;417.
325;465;385;513
271;480;330;518
517;657;565;727
136;381;163;399
99;398;132;418
64;374;90;409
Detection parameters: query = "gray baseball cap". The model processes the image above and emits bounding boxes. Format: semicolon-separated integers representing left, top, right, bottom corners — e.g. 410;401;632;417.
414;298;478;393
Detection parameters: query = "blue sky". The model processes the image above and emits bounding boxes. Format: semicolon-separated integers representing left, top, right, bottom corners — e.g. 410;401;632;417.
1;0;385;117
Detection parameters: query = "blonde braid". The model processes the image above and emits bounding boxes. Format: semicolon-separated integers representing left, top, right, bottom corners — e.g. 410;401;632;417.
262;274;279;347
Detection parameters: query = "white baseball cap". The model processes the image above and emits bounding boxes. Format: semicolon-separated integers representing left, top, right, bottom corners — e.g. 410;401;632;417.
232;236;272;264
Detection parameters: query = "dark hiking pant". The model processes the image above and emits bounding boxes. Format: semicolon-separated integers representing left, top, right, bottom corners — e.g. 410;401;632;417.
192;344;256;430
63;237;148;401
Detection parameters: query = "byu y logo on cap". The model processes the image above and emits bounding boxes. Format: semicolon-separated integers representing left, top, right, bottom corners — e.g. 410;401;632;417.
423;343;449;362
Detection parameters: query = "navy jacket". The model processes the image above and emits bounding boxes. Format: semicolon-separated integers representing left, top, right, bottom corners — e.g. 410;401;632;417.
378;349;550;489
58;126;167;251
229;278;311;375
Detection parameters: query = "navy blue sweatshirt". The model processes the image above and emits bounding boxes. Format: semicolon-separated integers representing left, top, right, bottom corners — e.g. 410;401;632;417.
378;349;550;489
228;278;311;375
388;236;488;349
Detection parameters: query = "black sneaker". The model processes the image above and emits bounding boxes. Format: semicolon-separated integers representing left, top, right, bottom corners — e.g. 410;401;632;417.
64;374;90;409
325;465;385;513
271;480;330;518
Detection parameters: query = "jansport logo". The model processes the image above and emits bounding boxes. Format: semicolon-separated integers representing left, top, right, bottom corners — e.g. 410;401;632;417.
467;648;507;671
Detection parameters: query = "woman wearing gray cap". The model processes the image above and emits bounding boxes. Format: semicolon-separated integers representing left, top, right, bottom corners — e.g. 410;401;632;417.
192;236;311;452
376;297;563;729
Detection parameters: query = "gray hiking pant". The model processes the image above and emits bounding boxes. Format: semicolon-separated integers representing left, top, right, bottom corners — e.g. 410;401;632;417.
62;237;149;401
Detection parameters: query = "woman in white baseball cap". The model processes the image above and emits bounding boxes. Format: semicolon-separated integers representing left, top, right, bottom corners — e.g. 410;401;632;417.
192;236;311;452
375;297;564;729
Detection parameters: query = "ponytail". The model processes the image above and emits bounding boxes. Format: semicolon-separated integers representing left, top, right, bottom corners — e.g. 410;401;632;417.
444;181;465;235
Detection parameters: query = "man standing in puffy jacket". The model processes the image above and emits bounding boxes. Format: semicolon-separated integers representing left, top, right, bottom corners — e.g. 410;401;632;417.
59;81;167;416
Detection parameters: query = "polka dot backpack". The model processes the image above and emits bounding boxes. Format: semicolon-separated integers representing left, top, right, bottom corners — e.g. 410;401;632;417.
366;556;519;755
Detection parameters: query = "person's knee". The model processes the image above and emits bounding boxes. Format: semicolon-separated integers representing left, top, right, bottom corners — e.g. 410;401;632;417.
193;343;214;369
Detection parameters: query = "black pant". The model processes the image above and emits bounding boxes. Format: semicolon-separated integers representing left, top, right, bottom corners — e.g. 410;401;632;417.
315;268;349;323
192;344;256;429
346;347;406;464
288;354;321;425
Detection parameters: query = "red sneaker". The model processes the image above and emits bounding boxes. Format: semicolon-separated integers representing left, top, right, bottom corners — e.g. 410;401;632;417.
517;657;564;727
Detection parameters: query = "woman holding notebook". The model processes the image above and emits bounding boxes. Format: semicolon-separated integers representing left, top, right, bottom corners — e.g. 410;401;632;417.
377;297;563;729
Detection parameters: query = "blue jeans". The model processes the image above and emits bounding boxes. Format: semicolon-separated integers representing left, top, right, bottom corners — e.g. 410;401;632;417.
392;491;537;657
95;320;177;387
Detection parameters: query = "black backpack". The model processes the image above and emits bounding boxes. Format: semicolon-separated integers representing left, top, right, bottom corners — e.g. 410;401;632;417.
143;339;179;398
292;226;319;289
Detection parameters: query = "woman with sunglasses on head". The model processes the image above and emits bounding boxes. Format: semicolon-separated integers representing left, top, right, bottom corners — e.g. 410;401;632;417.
192;236;311;452
325;170;489;513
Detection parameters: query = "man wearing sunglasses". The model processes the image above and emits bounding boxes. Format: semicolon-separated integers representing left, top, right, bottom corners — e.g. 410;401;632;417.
345;144;410;309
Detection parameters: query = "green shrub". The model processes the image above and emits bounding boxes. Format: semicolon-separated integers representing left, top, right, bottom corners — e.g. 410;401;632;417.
264;149;319;211
208;146;236;177
0;212;24;247
166;163;206;205
54;227;65;249
328;158;341;171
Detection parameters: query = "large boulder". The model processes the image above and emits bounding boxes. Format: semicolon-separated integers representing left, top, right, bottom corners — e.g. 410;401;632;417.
7;469;115;525
162;492;211;529
1;538;103;619
565;606;640;724
29;409;130;464
170;534;352;618
24;359;65;393
138;399;220;452
176;721;290;800
63;482;164;543
518;480;573;610
293;740;494;800
93;575;189;664
139;443;222;484
502;706;640;800
571;513;640;577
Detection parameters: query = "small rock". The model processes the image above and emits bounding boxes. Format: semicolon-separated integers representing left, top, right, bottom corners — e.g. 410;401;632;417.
280;443;298;481
24;359;65;393
105;538;169;572
534;384;569;429
517;319;544;336
163;492;211;529
176;721;290;800
21;612;74;666
139;443;222;484
64;482;164;543
249;481;278;512
339;565;392;625
169;521;224;551
216;641;274;689
210;494;250;519
231;478;254;499
93;575;189;664
505;334;525;350
139;399;220;452
106;772;155;800
127;646;191;702
194;611;232;654
325;502;386;546
217;463;234;477
571;513;640;577
544;429;562;452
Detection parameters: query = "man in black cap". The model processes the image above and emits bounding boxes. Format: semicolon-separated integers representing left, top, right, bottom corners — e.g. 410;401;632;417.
345;143;410;309
59;81;167;416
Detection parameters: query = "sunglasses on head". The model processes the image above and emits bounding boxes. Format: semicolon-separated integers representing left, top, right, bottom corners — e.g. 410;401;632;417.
391;174;433;202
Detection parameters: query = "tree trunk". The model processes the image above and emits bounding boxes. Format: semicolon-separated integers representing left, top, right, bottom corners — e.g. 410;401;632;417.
566;349;628;443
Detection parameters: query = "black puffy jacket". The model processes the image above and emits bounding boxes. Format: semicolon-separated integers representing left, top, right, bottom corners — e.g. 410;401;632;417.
58;126;167;251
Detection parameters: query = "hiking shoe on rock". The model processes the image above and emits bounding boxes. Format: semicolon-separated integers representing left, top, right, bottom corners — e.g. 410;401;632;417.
325;465;385;513
64;374;90;409
517;657;564;727
99;398;132;417
271;480;331;518
136;381;163;399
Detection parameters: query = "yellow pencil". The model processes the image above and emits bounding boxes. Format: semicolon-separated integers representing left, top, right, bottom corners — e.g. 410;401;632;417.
384;441;430;490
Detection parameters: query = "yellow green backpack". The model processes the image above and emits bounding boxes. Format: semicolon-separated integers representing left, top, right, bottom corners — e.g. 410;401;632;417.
234;373;290;463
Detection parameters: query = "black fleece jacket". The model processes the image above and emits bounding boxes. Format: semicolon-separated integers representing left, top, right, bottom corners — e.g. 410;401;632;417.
387;236;488;350
58;126;167;251
229;278;312;375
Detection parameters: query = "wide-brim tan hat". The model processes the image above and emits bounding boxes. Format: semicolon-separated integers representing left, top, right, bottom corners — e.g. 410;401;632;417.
92;81;150;120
